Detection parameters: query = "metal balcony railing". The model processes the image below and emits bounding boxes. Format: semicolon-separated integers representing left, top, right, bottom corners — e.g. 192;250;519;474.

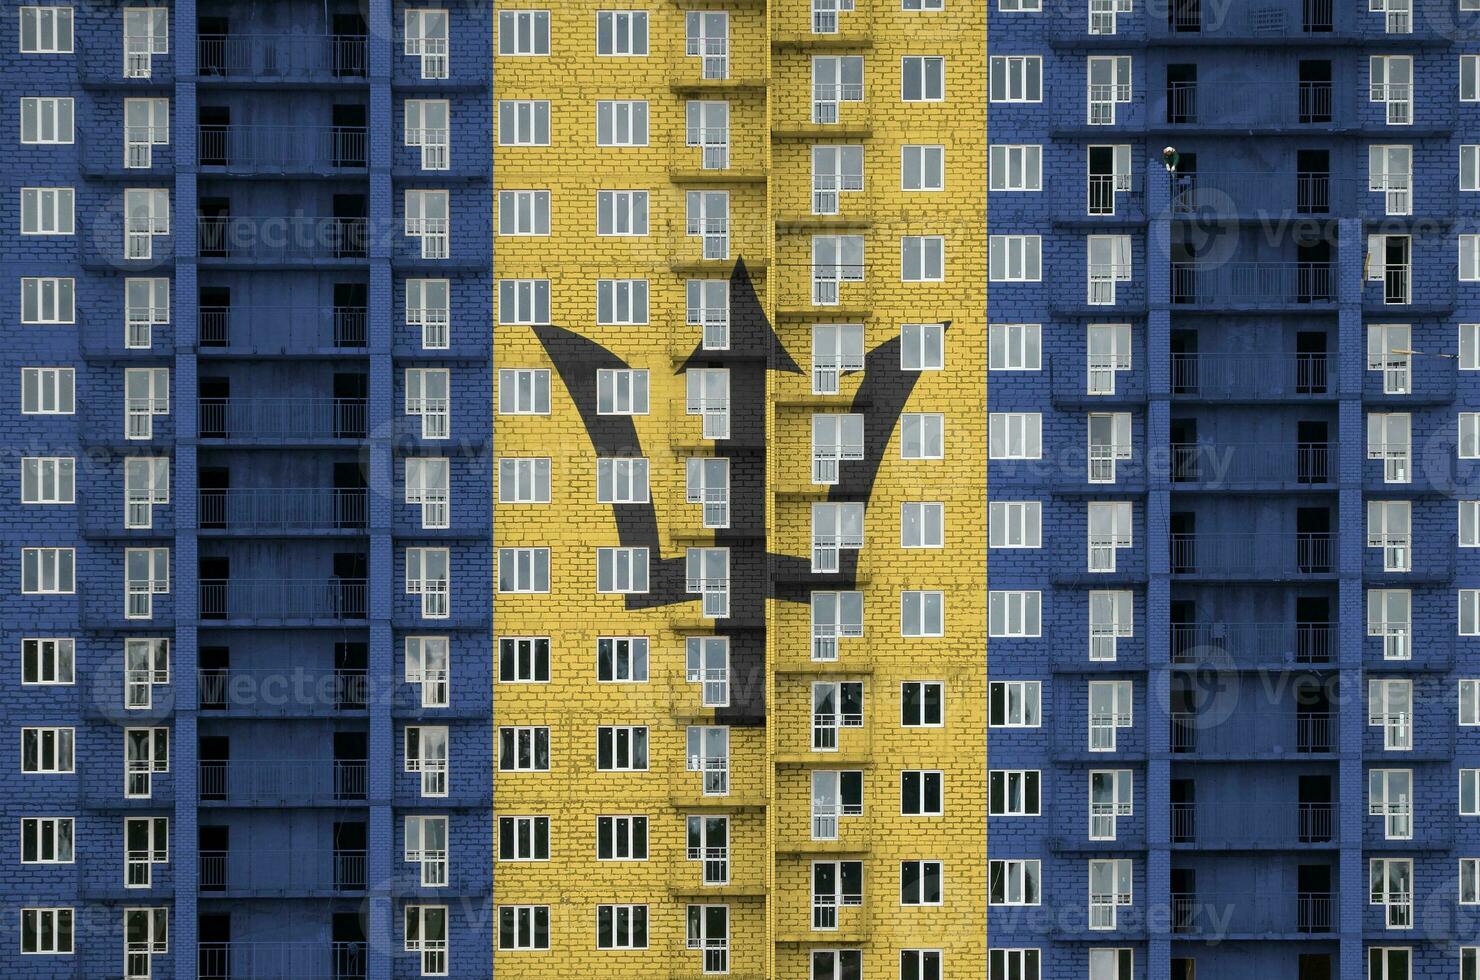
198;125;367;171
1171;353;1331;400
196;34;368;81
198;760;368;804
199;578;368;620
1170;532;1335;578
198;668;368;713
198;488;367;532
198;941;367;980
1171;171;1360;216
1169;622;1335;666
1171;891;1336;935
1170;442;1335;486
1171;262;1335;307
198;216;368;262
200;849;367;893
198;306;367;352
198;397;368;441
1171;711;1335;754
1164;81;1334;126
1170;801;1336;846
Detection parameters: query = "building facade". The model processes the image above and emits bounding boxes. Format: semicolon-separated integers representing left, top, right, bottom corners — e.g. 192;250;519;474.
1;2;493;978
494;0;985;977
989;1;1480;978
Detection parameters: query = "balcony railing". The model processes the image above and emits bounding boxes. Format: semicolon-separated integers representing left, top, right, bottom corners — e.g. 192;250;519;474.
1170;442;1335;486
1171;711;1335;754
200;849;367;893
1171;262;1335;307
198;217;368;263
198;397;368;441
199;306;367;352
1171;801;1335;846
199;578;368;621
1171;891;1336;935
1170;532;1334;578
199;668;368;713
199;488;368;532
1171;171;1359;216
198;125;367;172
1170;622;1335;667
1164;81;1334;127
196;34;368;81
1171;353;1331;400
198;941;367;980
1159;0;1335;35
198;760;368;804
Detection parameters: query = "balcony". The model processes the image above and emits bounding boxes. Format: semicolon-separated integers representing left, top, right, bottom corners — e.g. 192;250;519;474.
198;125;368;174
1170;353;1332;401
195;34;368;84
1171;171;1357;217
198;397;368;443
1171;890;1336;937
1157;0;1335;37
1169;622;1336;668
198;942;366;980
200;848;367;895
1171;801;1336;848
1171;532;1334;579
1170;262;1335;309
1170;442;1336;489
1171;710;1335;756
199;306;367;355
199;489;368;534
1158;80;1338;130
199;578;368;623
198;216;368;266
198;760;367;805
200;668;368;716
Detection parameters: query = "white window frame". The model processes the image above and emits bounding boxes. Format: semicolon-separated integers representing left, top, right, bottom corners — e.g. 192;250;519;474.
19;97;73;145
902;144;945;191
498;548;550;593
21;457;74;505
405;546;451;619
407;278;450;349
598;369;651;416
989;590;1042;637
497;369;551;415
497;100;550;146
407;904;451;973
406;725;450;796
405;99;451;170
990;501;1043;549
20;187;74;235
596;190;649;236
901;56;945;102
21;727;74;773
20;277;74;325
22;637;75;685
596;814;648;860
989;144;1042;191
498;636;547;684
989;235;1042;281
988;859;1040;906
19;6;73;54
989;55;1043;102
407;636;451;707
596;100;649;147
497;10;550;56
21;816;74;865
597;547;649;594
405;9;450;79
1369;768;1414;840
596;278;649;325
21;547;75;594
596;10;649;56
598;725;649;772
406;457;451;529
597;637;650;683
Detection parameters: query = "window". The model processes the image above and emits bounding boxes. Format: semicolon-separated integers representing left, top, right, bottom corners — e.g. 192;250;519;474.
1464;236;1480;282
1087;500;1133;572
686;100;730;170
1368;499;1412;573
498;548;549;593
1465;54;1480;101
119;637;166;711
123;98;168;168
124;457;168;529
405;99;450;170
405;9;449;79
22;638;74;685
812;145;864;215
1464;948;1478;980
1089;948;1135;980
989;770;1040;816
901;322;944;371
405;190;449;259
989;590;1041;637
902;502;944;548
1464;768;1480;815
1367;412;1412;485
1369;768;1414;839
1088;412;1133;483
812;681;864;750
686;368;729;438
990;501;1042;548
813;413;865;484
498;368;551;414
1089;769;1134;840
598;636;649;683
990;56;1042;102
406;636;451;707
1463;414;1480;458
597;458;649;504
21;728;73;773
687;905;729;974
124;816;167;888
498;637;548;683
812;590;863;661
498;728;549;773
19;97;73;144
988;323;1042;371
22;548;74;594
812;234;864;304
901;56;945;101
597;905;648;950
498;458;550;505
597;190;649;236
989;859;1040;905
688;279;730;349
686;547;730;618
597;100;649;146
498;191;549;236
1371;145;1412;215
1463;589;1480;636
1370;857;1414;928
405;815;448;886
687;457;730;528
597;815;649;859
406;547;450;618
123;367;169;439
813;769;864;838
21;457;74;505
814;950;864;978
1367;233;1411;304
902;950;943;980
1087;56;1132;124
901;860;942;906
1087;234;1133;305
598;725;649;771
687;637;729;706
124;727;168;798
687;190;730;259
1088;680;1133;751
498;100;550;146
19;7;73;53
902;144;945;190
407;905;450;973
902;236;945;282
901;770;943;817
989;681;1041;728
686;11;729;79
811;323;864;395
21;817;73;864
901;590;944;636
1463;679;1480;725
405;458;449;529
1088;860;1133;929
21;367;74;414
122;188;168;259
989;144;1041;191
813;502;864;573
406;726;450;796
597;279;649;324
124;912;168;980
1371;55;1413;124
991;950;1041;980
989;235;1042;281
902;681;943;726
813;55;865;123
596;10;648;55
599;369;650;415
124;547;168;620
688;726;730;794
812;860;864;928
906;0;948;7
1089;590;1134;661
123;7;167;77
901;413;944;459
989;413;1041;459
20;277;74;325
498;10;549;55
1368;322;1412;393
597;547;649;593
1464;324;1480;370
406;279;449;349
20;907;72;954
1462;858;1479;904
20;187;73;235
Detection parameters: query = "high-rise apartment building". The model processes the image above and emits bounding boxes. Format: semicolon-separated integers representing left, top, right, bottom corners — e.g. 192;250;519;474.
990;1;1480;978
1;2;492;977
495;1;984;977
